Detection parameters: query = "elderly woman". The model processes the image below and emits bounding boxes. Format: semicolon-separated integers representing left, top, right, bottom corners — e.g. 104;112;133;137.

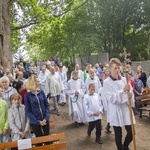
0;76;17;107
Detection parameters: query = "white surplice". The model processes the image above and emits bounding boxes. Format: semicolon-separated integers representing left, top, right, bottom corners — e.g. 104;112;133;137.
70;70;84;81
99;87;108;115
66;78;86;123
58;71;67;103
85;76;102;94
103;76;135;127
83;93;103;122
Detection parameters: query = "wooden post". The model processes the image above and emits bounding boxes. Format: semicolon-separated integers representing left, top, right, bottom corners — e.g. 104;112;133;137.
120;47;137;150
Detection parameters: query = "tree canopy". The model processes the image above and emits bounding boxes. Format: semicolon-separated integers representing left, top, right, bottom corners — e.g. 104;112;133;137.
9;0;150;65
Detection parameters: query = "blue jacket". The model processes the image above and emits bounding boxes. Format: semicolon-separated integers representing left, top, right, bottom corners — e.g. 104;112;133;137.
24;90;50;125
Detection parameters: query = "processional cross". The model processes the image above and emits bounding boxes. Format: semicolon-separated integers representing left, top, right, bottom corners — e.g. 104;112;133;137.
119;47;137;150
119;47;131;73
119;47;131;59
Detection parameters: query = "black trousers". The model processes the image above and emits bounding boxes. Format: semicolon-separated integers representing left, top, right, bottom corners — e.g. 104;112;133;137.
113;125;133;150
88;119;101;139
30;121;50;137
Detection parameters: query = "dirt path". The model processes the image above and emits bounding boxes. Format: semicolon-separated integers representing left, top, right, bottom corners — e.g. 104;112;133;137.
50;102;150;150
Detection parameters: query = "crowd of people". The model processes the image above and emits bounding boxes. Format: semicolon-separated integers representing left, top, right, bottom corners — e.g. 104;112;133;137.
0;57;150;150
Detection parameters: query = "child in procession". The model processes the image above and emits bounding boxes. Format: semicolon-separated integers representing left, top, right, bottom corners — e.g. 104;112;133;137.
83;83;103;144
85;69;102;94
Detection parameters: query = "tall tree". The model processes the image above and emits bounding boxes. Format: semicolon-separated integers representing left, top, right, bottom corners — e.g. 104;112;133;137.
0;0;12;69
0;0;83;69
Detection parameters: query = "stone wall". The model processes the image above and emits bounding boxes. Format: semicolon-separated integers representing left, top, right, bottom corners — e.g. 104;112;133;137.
75;53;109;70
75;54;150;77
131;60;150;77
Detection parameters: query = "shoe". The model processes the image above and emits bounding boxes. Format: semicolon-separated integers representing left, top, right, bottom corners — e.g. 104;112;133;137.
61;103;65;106
75;122;79;128
95;138;103;144
57;112;60;116
122;145;129;150
105;127;112;134
79;123;85;126
87;130;91;137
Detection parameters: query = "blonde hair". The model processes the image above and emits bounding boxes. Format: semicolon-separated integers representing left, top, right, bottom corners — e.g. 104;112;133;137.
88;68;94;73
72;70;78;75
16;71;23;77
109;58;121;67
137;66;142;72
25;75;38;91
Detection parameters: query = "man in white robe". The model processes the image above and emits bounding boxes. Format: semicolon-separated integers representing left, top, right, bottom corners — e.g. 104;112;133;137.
66;70;86;127
38;65;49;94
103;58;135;150
58;66;67;106
85;69;102;94
45;66;63;116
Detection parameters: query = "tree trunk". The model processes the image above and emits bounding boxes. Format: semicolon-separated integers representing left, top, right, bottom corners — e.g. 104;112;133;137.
0;0;12;70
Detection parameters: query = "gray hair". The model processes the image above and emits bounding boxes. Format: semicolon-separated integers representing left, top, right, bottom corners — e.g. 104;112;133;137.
0;76;10;83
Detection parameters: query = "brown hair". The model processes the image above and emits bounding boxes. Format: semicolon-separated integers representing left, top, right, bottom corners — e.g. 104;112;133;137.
10;93;22;103
88;83;95;89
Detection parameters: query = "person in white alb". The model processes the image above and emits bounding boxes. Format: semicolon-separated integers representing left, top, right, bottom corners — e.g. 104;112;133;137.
73;64;84;81
58;66;67;106
103;58;135;150
85;68;102;94
83;83;103;144
66;70;86;127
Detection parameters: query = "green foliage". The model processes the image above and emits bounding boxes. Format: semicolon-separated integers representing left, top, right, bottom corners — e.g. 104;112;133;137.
11;0;150;64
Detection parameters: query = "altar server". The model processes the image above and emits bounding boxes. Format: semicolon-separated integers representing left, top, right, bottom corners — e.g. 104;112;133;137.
103;58;135;150
66;70;86;127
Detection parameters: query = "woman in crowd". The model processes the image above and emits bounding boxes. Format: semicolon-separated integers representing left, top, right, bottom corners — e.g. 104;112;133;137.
16;81;27;104
0;76;17;107
137;66;147;87
24;75;50;137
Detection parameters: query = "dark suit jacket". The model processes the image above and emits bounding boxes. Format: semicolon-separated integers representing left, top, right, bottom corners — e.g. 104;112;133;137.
0;71;4;78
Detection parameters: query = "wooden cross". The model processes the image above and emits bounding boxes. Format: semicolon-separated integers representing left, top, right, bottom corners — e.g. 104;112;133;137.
119;47;131;59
